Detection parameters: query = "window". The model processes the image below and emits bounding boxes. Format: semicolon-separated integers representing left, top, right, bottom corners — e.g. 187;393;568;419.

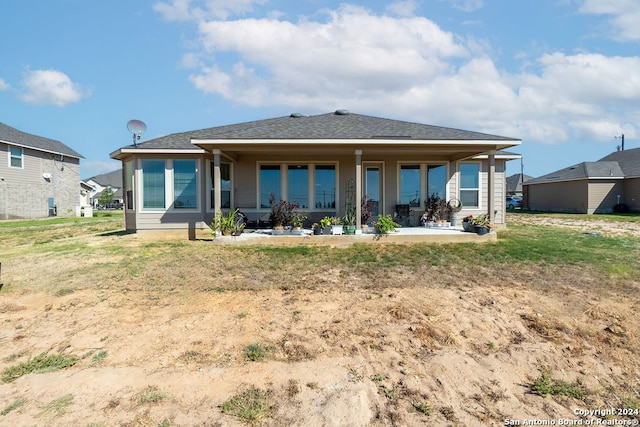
260;165;281;208
142;160;166;209
124;161;134;209
288;165;309;208
427;165;447;200
9;146;23;168
315;165;336;209
459;163;480;208
173;160;197;209
400;165;421;207
210;162;231;210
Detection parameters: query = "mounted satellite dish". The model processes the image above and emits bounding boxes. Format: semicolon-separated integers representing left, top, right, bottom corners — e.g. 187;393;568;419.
126;119;147;146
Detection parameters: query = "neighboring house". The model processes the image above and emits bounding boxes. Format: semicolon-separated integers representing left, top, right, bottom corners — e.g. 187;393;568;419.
523;147;640;214
110;110;521;232
506;173;533;196
0;122;83;219
84;169;123;208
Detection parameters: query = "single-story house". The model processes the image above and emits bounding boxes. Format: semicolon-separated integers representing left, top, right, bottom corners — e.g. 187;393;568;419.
109;110;521;232
523;147;640;213
0;122;83;219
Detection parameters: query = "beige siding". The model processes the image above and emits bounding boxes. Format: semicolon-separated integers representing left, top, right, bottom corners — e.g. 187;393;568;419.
588;181;624;214
623;178;640;211
527;180;588;213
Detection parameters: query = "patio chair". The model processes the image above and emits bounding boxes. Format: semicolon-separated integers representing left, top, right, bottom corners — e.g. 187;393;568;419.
394;204;412;226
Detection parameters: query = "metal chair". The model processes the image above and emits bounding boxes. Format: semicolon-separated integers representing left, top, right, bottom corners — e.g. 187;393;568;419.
394;204;412;226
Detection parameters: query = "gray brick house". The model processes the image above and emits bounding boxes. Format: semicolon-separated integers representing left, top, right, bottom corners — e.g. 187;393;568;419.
0;122;83;219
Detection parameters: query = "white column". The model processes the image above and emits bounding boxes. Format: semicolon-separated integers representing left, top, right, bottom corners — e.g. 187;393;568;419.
213;149;221;212
488;151;495;222
355;150;362;233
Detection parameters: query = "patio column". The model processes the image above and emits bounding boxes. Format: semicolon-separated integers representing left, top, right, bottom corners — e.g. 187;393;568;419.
212;149;221;212
488;150;495;222
355;149;362;233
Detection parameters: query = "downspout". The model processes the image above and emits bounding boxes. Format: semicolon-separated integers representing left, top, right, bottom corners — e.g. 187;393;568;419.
488;151;495;223
212;149;221;212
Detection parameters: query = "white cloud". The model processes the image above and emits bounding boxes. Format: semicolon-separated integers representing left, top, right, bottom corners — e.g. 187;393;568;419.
176;3;640;145
0;78;9;91
441;0;484;13
579;0;640;41
386;0;420;17
154;0;268;21
20;69;90;107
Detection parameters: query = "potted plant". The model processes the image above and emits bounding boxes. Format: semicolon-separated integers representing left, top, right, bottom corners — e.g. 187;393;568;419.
312;222;322;235
342;201;356;235
319;216;332;235
470;213;493;235
269;193;293;234
211;208;245;237
373;214;400;234
447;198;462;226
424;194;441;225
361;196;375;227
462;215;473;232
290;210;307;234
329;216;343;235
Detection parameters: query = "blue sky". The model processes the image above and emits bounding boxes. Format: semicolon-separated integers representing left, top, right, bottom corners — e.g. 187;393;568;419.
1;0;638;180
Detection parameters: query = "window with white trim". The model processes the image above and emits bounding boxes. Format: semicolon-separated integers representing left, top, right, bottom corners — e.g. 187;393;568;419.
459;163;480;208
142;160;166;209
259;163;336;210
173;160;197;209
210;162;231;210
9;146;23;168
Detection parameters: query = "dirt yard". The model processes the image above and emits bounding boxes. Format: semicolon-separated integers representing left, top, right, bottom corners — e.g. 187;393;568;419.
0;214;639;426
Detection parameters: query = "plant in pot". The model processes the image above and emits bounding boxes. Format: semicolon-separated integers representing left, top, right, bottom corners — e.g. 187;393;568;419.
447;198;463;226
312;222;322;235
319;216;332;235
342;201;356;235
290;210;307;234
361;196;375;227
470;213;493;235
373;214;400;234
269;193;293;234
423;194;441;225
329;216;343;235
461;215;473;232
211;208;245;237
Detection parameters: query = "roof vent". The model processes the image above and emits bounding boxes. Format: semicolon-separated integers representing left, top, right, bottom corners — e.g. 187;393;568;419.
290;113;304;118
334;109;350;116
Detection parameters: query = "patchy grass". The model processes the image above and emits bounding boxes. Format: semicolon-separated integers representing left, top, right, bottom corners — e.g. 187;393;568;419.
530;367;585;399
1;398;25;415
41;394;73;418
1;352;78;383
135;386;167;404
243;343;270;361
221;386;275;424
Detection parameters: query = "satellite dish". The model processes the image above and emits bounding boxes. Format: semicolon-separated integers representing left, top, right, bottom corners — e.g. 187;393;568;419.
126;119;147;146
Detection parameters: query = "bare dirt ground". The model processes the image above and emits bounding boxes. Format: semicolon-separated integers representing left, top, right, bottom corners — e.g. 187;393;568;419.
1;215;639;426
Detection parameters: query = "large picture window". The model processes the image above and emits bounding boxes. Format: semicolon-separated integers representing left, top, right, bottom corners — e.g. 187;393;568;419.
260;165;281;208
315;165;335;209
9;146;23;168
288;165;309;208
427;165;447;200
142;160;166;209
173;160;197;209
400;165;421;207
460;163;480;208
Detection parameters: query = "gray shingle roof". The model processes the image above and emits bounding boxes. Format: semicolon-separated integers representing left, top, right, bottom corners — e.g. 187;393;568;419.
129;111;520;150
87;169;122;188
525;161;624;184
506;173;533;192
0;122;83;159
598;147;640;177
